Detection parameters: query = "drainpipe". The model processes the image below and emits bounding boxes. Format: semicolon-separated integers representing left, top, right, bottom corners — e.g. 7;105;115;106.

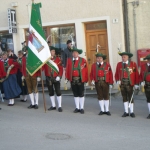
132;1;139;52
123;0;130;52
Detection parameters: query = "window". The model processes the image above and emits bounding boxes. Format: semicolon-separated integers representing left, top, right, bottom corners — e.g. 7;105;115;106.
50;25;76;49
0;31;14;52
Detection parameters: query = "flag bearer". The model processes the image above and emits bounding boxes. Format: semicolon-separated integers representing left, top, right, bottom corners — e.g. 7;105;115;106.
43;46;63;112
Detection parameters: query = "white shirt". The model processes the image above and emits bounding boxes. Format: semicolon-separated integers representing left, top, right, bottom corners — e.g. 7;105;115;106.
123;60;128;64
97;61;103;65
73;57;79;61
147;63;150;66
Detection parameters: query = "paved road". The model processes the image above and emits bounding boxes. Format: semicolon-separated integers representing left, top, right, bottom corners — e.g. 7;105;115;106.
0;92;149;150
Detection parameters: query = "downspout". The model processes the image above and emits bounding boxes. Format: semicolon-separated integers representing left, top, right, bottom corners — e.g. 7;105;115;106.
123;0;130;52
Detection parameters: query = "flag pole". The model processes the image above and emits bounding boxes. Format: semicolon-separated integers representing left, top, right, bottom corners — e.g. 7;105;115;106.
40;68;47;113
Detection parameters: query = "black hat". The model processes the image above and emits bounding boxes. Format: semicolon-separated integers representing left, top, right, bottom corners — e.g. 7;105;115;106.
66;40;72;44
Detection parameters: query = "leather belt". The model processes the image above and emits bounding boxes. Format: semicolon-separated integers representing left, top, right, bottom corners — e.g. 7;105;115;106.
97;77;105;81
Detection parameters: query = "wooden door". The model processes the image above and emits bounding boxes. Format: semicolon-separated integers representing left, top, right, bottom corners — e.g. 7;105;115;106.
85;30;109;82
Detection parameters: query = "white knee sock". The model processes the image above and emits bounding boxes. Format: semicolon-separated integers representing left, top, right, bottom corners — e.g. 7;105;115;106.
104;100;109;112
8;99;11;104
148;103;150;113
74;97;79;109
24;95;27;101
29;93;34;105
11;99;14;104
50;96;56;107
79;97;85;109
57;96;62;108
130;103;134;113
124;102;129;113
34;93;39;105
99;100;104;112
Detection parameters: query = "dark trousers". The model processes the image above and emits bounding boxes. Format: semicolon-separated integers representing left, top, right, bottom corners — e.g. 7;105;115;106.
46;76;61;96
120;84;134;103
144;85;150;102
95;80;109;100
71;82;84;97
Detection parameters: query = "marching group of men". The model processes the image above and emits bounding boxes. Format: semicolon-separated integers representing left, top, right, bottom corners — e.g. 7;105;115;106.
0;40;150;119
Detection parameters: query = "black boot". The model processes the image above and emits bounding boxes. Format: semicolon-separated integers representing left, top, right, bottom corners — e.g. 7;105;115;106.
106;111;111;116
130;113;135;118
122;112;129;117
74;108;79;113
147;114;150;119
28;104;35;109
58;107;63;112
34;104;38;109
48;106;56;111
98;111;104;115
80;109;84;114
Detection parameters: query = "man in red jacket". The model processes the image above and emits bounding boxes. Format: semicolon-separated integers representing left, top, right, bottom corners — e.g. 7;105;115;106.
115;52;139;118
43;46;63;112
139;54;150;119
90;53;113;116
22;50;41;109
66;48;88;114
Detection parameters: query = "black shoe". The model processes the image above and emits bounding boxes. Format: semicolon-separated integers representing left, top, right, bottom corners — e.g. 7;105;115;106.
98;111;104;115
130;113;135;118
147;114;150;119
106;111;111;116
122;112;129;117
58;107;63;112
74;108;79;113
34;104;38;109
48;106;56;111
20;99;27;102
80;109;84;114
28;104;35;109
0;108;1;110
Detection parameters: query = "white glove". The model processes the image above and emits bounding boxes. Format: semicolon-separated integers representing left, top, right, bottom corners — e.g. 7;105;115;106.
56;76;60;81
65;79;68;84
91;80;95;85
84;83;88;86
109;85;113;89
117;81;121;85
141;81;145;86
37;77;41;82
21;76;25;80
134;85;139;89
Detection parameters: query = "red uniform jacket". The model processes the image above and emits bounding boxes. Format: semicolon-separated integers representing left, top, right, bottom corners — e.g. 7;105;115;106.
66;57;88;82
90;62;113;85
4;59;18;74
0;61;6;78
22;56;40;77
140;63;150;82
115;61;139;86
43;57;63;78
15;58;23;73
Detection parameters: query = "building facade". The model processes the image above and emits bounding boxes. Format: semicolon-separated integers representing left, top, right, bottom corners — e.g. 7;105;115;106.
0;0;127;87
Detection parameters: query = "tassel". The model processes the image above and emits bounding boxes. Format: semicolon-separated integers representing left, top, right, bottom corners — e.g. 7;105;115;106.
91;86;94;90
118;85;120;91
141;86;145;93
64;84;67;90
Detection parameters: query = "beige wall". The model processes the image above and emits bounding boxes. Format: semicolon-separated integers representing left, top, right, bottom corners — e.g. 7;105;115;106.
127;0;150;63
0;0;125;86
